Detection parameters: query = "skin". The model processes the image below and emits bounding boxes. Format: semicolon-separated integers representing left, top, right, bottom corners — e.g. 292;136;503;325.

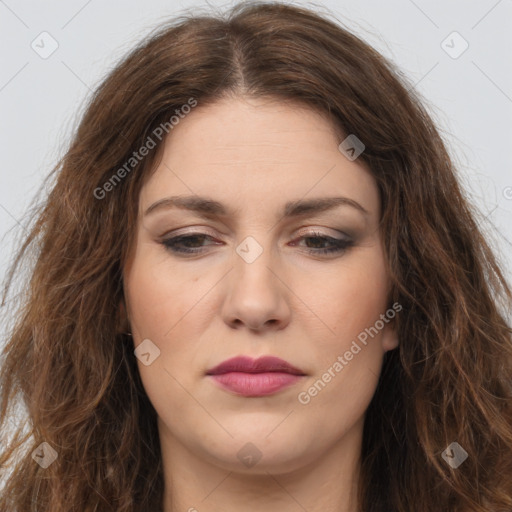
121;95;399;512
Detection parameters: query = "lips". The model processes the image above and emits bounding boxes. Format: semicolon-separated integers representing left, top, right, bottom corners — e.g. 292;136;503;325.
206;356;305;376
206;356;306;397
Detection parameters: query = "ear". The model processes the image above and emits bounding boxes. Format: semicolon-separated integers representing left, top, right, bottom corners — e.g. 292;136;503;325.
381;321;399;352
381;291;400;352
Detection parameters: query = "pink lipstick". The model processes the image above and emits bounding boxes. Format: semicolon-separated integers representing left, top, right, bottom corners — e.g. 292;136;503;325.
206;355;306;397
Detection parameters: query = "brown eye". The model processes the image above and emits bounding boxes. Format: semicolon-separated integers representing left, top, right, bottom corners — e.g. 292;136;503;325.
162;233;219;254
289;231;353;255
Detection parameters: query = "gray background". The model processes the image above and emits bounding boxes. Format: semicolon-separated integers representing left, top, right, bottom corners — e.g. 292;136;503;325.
1;0;511;343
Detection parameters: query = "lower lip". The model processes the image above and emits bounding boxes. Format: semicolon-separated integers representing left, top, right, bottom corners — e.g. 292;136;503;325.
208;372;303;397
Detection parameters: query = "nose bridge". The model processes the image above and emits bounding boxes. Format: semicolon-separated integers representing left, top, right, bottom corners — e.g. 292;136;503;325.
222;231;290;330
232;233;277;289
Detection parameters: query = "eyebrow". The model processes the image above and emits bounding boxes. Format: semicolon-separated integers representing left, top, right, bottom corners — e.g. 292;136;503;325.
143;195;369;219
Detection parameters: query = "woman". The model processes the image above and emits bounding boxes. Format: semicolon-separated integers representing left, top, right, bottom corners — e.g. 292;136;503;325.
1;2;511;511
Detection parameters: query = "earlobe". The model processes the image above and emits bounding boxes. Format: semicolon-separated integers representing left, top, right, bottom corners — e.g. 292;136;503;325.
382;326;399;352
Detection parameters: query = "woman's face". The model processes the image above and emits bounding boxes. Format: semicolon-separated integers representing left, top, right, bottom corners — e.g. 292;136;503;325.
122;95;398;474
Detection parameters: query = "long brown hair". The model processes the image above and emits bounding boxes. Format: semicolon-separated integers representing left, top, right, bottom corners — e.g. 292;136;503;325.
1;2;511;511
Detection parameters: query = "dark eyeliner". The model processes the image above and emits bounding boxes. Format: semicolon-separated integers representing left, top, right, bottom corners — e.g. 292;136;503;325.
161;233;215;254
295;231;353;254
161;231;353;256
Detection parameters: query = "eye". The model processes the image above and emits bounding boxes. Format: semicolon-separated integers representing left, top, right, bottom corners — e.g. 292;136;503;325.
160;231;353;256
290;231;353;255
161;233;218;254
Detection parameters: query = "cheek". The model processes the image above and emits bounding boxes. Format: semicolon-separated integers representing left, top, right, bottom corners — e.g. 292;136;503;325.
124;249;220;398
293;248;390;413
125;248;202;339
294;280;389;442
301;245;390;348
124;254;203;415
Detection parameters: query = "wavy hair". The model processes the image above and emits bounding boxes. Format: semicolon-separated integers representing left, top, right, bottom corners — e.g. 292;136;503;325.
1;2;511;511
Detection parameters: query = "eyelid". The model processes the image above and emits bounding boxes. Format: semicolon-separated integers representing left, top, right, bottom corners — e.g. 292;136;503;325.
161;225;351;240
160;226;220;239
160;226;354;248
293;226;351;239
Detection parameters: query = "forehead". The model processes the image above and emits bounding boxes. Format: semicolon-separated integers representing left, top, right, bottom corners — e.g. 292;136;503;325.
163;95;343;160
139;96;379;219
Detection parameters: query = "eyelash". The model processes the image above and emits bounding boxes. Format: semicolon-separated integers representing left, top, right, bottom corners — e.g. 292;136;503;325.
161;231;353;256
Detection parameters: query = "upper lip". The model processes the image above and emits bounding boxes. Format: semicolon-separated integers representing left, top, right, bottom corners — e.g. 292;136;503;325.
206;356;306;376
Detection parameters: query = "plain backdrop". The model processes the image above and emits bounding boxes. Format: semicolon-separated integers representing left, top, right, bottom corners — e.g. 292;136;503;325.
1;0;511;347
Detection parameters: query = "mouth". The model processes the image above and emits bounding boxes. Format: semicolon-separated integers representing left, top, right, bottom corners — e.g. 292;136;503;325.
206;355;306;397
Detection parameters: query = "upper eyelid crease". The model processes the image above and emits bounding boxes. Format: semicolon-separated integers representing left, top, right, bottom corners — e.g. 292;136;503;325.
143;195;369;220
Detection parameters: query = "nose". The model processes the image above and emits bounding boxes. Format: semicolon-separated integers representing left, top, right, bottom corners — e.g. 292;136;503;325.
221;239;291;333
